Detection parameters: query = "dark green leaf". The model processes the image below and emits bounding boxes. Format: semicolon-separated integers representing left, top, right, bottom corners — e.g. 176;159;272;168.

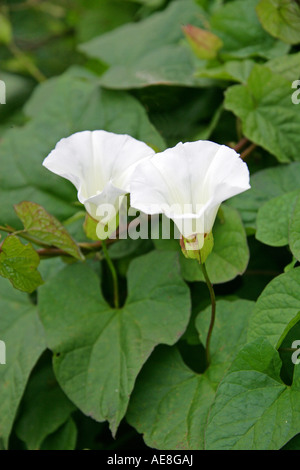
205;338;300;450
15;363;76;450
40;418;77;451
127;299;254;449
38;251;191;434
0;277;45;447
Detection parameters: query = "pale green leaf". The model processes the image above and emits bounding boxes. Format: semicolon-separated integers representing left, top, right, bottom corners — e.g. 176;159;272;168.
0;235;43;293
257;0;300;45
15;201;84;260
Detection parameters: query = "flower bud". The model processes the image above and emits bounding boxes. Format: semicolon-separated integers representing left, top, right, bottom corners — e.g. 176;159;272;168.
182;24;223;60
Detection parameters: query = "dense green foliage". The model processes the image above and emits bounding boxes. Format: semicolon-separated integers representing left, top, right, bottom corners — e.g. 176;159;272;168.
0;0;300;450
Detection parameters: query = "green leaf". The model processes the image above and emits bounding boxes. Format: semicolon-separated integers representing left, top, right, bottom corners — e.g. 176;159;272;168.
14;201;84;260
0;14;12;45
40;417;77;451
210;0;289;59
248;267;300;348
83;213;99;241
256;0;300;45
225;64;300;163
256;190;300;247
15;362;76;450
127;299;254;449
0;235;43;293
180;205;249;284
197;59;255;84
282;433;300;450
38;251;191;434
0;68;165;227
79;0;211;89
77;0;138;43
196;299;255;383
289;195;300;262
129;346;215;450
228;162;300;231
0;278;45;448
205;338;300;450
266;52;300;81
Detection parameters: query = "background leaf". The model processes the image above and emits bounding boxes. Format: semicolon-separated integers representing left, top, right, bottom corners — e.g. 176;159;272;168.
248;267;300;348
256;0;300;45
289;195;300;262
225;64;300;163
210;0;289;59
79;0;209;89
0;277;45;447
229;162;300;231
256;190;300;247
205;338;300;450
127;299;254;449
15;361;76;450
0;68;165;227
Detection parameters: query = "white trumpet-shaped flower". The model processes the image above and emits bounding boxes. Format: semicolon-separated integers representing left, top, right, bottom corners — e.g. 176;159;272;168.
43;130;155;223
130;140;250;249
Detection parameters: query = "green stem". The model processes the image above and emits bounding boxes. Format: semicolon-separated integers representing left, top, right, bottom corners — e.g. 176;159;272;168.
0;225;49;248
8;42;46;83
102;240;119;309
200;262;216;367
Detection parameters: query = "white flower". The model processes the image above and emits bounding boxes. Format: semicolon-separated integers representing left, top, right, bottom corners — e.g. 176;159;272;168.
43;130;155;223
130;140;250;248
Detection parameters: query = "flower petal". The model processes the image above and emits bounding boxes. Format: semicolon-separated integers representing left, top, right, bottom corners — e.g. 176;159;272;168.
43;130;155;207
130;140;250;238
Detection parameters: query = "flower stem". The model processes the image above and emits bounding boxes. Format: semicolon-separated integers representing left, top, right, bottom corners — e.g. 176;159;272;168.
8;42;46;83
102;239;119;309
240;143;256;160
0;225;49;248
200;262;216;367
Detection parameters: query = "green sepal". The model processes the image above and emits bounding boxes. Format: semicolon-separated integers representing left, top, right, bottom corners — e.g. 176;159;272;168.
180;231;214;264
